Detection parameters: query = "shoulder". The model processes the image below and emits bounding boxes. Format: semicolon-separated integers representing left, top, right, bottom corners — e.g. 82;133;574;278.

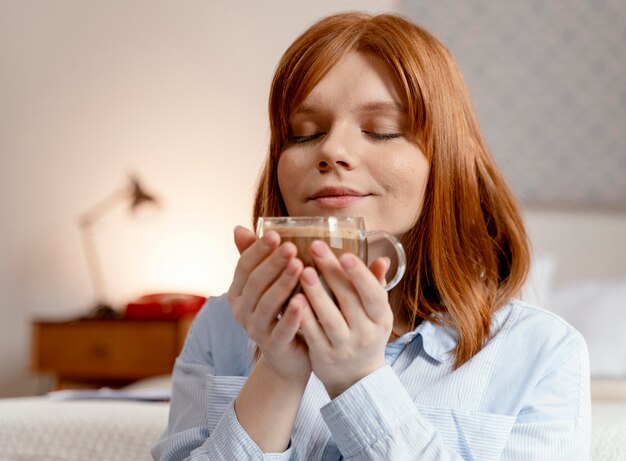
489;299;589;388
494;299;588;359
195;293;238;327
479;300;590;418
178;294;252;375
186;293;239;340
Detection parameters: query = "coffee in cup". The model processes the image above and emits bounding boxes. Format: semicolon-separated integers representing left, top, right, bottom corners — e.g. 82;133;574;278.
256;216;405;291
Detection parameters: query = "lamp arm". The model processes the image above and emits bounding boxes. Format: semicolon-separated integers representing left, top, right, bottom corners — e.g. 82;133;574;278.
79;187;129;227
78;186;128;312
77;175;158;318
80;223;108;308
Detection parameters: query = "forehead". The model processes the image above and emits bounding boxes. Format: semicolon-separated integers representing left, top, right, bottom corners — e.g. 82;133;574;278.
293;51;405;114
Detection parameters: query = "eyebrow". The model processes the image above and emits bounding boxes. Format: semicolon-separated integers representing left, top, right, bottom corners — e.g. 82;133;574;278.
357;101;405;113
293;100;405;115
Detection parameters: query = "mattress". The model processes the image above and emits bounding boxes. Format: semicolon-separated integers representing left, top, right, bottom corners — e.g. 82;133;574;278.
0;394;624;460
0;397;169;461
592;400;626;460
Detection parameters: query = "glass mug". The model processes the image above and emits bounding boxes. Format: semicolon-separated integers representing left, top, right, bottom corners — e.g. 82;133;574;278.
256;216;406;291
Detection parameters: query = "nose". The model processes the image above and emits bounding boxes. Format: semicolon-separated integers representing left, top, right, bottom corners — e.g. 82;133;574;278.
316;126;358;172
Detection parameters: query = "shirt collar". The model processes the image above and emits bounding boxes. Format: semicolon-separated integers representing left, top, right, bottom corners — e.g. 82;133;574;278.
413;318;458;363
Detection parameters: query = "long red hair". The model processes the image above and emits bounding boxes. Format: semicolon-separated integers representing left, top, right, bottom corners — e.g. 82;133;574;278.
253;12;530;368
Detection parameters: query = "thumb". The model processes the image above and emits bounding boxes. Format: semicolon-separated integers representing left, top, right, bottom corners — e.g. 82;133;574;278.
234;225;257;255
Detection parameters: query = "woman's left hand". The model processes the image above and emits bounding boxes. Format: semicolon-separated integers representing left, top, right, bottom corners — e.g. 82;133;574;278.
297;240;393;399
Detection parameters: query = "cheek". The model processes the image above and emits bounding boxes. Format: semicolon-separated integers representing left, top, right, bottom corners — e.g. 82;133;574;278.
381;153;429;203
376;154;429;236
277;157;289;196
277;152;300;209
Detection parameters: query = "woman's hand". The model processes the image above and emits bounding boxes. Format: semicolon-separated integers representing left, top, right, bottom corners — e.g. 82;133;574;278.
297;240;393;398
227;226;311;382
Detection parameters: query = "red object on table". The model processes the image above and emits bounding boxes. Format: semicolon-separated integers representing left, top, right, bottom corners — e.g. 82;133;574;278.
124;293;206;320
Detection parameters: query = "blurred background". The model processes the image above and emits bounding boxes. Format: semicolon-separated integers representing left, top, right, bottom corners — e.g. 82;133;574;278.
1;0;625;396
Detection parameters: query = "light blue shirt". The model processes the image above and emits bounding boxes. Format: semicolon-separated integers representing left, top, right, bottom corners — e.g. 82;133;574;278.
152;294;591;460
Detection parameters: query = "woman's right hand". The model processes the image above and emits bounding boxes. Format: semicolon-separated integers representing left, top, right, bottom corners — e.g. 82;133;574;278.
227;225;311;381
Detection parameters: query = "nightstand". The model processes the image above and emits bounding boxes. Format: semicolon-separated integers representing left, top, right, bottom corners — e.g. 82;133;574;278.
31;316;193;389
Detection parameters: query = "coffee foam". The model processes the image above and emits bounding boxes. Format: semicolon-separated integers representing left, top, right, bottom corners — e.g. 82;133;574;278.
266;225;362;240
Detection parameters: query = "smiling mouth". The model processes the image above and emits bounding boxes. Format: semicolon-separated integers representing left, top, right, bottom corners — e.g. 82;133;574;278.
308;187;370;208
309;187;367;200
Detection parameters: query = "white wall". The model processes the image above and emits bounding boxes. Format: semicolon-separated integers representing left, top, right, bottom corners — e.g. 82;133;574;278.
0;0;399;397
1;1;625;397
524;208;626;288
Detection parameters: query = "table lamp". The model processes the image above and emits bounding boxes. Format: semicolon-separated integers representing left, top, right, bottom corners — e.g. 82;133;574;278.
79;174;160;319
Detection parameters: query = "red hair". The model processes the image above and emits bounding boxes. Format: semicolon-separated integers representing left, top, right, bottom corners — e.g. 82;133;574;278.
253;12;530;368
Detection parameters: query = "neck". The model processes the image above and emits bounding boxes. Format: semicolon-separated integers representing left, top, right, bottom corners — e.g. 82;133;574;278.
388;287;412;341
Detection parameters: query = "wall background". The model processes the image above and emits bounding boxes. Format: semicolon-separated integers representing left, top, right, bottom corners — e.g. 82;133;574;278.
1;0;625;396
401;0;626;207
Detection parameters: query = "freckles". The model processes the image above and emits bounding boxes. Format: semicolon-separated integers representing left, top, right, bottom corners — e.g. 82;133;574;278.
277;151;311;212
277;155;295;196
375;150;428;210
382;156;422;187
278;151;298;178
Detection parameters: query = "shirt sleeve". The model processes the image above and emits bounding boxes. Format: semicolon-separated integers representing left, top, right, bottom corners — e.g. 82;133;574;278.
321;332;591;461
151;298;294;461
321;365;466;460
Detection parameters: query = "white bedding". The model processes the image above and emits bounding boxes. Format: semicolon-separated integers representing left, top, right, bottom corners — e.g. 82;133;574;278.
592;401;626;460
0;379;624;460
0;399;625;460
0;398;169;461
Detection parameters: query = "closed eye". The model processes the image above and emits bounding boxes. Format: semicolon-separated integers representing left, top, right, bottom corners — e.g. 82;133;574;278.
363;131;402;141
291;133;325;144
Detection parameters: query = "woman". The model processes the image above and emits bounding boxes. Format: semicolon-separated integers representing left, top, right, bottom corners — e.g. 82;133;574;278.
153;12;590;460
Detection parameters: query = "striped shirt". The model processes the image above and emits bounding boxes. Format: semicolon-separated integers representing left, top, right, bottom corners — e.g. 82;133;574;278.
152;294;590;460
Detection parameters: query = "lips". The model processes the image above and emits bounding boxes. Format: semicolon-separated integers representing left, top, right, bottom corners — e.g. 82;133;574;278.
308;186;369;208
310;186;366;199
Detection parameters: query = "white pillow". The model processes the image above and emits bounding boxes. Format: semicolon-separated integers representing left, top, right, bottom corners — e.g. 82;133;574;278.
122;375;172;391
521;253;557;308
550;278;626;377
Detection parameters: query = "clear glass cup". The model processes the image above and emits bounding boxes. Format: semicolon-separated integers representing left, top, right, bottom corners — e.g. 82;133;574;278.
256;216;406;291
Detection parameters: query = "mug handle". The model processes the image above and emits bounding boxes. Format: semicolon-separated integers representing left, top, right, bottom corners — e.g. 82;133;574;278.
364;232;406;291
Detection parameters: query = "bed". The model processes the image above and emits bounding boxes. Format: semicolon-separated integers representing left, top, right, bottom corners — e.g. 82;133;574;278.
0;398;168;461
592;399;626;460
0;377;625;460
0;375;171;461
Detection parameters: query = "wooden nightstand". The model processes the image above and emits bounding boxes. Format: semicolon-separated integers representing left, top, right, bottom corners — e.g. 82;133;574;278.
31;316;193;389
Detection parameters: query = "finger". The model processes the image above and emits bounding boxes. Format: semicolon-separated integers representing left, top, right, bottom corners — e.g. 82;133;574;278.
231;240;297;333
234;225;257;255
339;253;390;323
294;293;330;350
229;231;281;297
307;240;364;329
240;241;299;312
269;293;306;346
299;266;350;345
369;256;391;287
252;257;303;333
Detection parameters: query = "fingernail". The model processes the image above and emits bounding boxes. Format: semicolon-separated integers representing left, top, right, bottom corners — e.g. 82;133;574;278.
310;240;325;257
292;293;306;304
301;267;317;286
286;258;299;276
383;256;391;271
279;242;294;258
289;295;302;309
340;253;356;270
262;232;277;247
